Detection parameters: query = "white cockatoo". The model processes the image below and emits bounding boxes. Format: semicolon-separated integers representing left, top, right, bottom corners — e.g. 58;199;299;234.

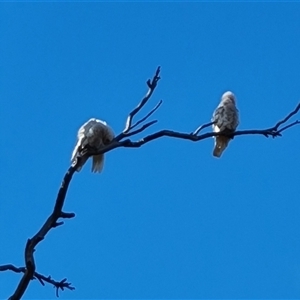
71;118;115;172
212;91;239;157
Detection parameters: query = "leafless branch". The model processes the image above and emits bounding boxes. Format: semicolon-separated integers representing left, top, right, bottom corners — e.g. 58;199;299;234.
3;67;163;299
0;265;74;297
192;121;214;135
278;120;300;134
123;66;161;134
130;100;162;131
90;102;300;154
7;167;76;300
3;65;300;299
120;120;158;138
273;102;300;130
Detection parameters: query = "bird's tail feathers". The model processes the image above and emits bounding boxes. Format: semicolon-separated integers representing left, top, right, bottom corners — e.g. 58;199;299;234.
213;136;230;158
92;154;105;173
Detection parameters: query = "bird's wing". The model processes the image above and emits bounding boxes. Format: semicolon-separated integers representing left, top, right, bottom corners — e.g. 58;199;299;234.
212;105;226;132
224;103;239;131
212;103;239;132
71;119;99;161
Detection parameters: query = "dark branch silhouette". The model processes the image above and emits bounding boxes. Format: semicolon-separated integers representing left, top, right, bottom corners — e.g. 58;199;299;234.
273;102;300;130
2;66;300;299
278;120;300;134
122;66;161;135
7;167;76;300
0;265;74;297
2;67;163;299
192;121;215;135
84;101;300;156
129;100;162;132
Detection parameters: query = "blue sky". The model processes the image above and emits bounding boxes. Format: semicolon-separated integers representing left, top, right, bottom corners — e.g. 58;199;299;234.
1;2;300;299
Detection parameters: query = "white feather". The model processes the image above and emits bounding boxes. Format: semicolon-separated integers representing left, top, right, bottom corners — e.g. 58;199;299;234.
71;118;114;172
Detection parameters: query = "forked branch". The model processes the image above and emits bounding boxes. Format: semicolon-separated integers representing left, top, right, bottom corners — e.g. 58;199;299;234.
0;265;74;297
89;102;300;153
116;66;162;140
2;66;300;299
3;67;163;299
7;167;76;300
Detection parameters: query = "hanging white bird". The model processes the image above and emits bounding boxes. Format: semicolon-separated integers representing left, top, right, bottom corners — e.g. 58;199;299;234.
71;118;115;172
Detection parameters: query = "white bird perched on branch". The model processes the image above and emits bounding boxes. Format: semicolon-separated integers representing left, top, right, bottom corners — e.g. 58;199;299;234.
212;91;239;157
71;118;115;172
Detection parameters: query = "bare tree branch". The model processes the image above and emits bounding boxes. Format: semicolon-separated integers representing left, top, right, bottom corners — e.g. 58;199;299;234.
192;121;214;135
120;120;158;138
273;102;300;130
3;67;163;299
89;102;300;154
123;66;161;134
0;265;75;296
3;65;300;299
278;120;300;134
130;100;162;131
7;167;76;300
118;117;300;148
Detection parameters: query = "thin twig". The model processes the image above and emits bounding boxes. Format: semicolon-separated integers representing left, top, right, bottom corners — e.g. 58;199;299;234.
123;66;161;133
121;120;158;138
130;100;162;131
192;121;214;135
278;120;300;133
274;102;300;130
0;264;75;296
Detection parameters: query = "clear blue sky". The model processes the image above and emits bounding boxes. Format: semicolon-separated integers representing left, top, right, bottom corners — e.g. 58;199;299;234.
1;2;300;299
